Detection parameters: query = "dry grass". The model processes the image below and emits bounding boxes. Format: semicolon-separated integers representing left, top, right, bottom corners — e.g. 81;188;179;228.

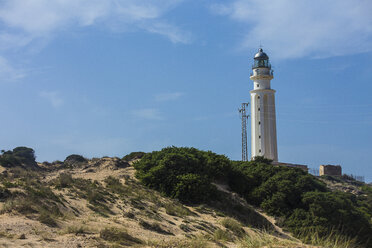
220;217;245;237
299;229;360;248
238;230;305;248
164;202;192;217
147;236;208;248
99;227;143;246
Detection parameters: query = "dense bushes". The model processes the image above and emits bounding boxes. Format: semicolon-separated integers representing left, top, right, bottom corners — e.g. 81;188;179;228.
230;160;372;246
63;154;87;168
284;191;372;240
133;147;230;203
122;151;146;161
0;147;38;169
133;147;372;247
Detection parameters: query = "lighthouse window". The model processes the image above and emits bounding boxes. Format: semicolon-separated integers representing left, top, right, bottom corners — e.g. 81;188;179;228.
258;96;260;99
258;108;260;111
259;149;261;153
259;135;261;139
258;121;261;125
256;84;259;87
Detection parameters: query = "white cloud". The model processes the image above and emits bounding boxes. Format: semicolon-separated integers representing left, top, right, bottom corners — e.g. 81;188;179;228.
0;56;25;81
0;0;188;49
211;0;372;59
155;92;184;102
144;22;192;44
133;108;163;120
39;90;63;108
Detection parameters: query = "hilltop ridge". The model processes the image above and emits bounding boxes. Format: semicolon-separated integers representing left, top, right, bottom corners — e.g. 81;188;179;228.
0;147;371;248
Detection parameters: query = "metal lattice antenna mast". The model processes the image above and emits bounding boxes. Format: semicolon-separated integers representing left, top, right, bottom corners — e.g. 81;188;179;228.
239;103;249;161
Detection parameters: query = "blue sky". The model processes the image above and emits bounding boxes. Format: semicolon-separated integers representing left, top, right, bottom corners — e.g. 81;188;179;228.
0;0;372;182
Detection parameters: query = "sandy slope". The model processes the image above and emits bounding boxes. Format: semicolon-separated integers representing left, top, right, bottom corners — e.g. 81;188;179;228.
0;158;317;248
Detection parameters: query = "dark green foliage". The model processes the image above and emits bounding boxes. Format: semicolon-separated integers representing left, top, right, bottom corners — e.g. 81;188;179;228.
231;160;372;246
0;147;38;169
122;151;146;161
134;146;229;203
173;174;217;203
285;192;371;239
133;147;372;246
63;154;87;168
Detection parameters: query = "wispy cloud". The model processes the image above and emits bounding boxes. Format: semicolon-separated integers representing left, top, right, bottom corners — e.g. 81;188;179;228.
133;108;163;120
0;56;25;81
211;0;372;59
144;22;192;44
154;92;184;102
0;0;188;48
39;91;63;108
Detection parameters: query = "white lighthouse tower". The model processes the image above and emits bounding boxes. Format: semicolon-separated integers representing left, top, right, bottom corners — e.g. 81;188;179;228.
250;48;278;161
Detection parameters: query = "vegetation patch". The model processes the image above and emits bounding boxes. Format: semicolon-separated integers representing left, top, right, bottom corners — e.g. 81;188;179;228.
100;227;142;246
134;147;229;203
133;147;372;247
38;211;58;227
213;228;234;242
122;151;146;162
0;147;39;169
65;225;90;235
53;174;114;217
164;202;192;217
0;169;64;226
63;154;87;168
220;217;245;237
139;220;173;235
148;237;207;248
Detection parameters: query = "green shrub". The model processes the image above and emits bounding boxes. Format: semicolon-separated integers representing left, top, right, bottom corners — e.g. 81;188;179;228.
122;151;145;161
134;146;230;203
132;146;372;246
0;147;38;169
64;154;87;168
284;191;372;245
173;174;218;203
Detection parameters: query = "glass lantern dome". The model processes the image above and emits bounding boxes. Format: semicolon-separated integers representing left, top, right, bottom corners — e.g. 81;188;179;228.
253;48;271;69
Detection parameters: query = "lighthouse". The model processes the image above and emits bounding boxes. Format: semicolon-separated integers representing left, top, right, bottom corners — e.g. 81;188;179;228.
250;48;278;161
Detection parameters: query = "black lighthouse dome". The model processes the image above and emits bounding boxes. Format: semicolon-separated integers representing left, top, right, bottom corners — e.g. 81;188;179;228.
253;48;271;69
254;48;269;60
